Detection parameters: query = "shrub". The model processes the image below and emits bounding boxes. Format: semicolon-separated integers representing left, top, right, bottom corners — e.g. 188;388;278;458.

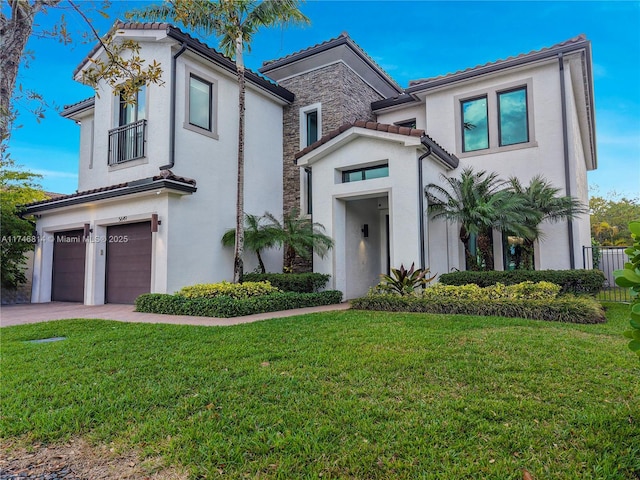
136;290;343;318
351;294;605;324
421;281;561;301
438;269;605;296
242;273;330;293
377;263;436;296
176;281;279;299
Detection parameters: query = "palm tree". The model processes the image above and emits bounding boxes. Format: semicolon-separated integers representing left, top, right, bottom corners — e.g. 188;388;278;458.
426;167;536;271
509;175;587;268
129;0;309;282
222;213;279;273
263;208;333;273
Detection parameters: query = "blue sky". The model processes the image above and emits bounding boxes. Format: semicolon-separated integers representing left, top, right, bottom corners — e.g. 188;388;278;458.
7;0;640;198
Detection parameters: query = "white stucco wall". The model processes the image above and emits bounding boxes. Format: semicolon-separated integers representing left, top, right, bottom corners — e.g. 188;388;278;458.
381;57;591;271
302;132;444;297
163;54;284;293
31;191;174;304
79;41;174;191
34;35;285;303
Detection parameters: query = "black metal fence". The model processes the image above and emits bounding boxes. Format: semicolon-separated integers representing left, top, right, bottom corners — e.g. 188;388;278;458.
582;245;631;302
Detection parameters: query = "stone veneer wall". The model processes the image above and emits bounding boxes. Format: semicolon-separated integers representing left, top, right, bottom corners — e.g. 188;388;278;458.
279;62;384;272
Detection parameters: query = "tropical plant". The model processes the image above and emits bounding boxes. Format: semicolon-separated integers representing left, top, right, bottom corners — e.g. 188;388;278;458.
0;158;47;288
613;220;640;359
128;0;309;283
426;167;536;271
221;213;279;273
377;263;436;296
508;175;587;269
262;208;333;273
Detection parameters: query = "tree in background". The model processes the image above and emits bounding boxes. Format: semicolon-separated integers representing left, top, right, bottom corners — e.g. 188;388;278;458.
128;0;309;283
590;191;640;246
0;157;47;288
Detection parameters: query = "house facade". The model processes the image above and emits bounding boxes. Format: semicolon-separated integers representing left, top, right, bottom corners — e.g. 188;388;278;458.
26;24;596;303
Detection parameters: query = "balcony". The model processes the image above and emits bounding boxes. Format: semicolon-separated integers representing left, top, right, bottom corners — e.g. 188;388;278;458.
108;119;147;165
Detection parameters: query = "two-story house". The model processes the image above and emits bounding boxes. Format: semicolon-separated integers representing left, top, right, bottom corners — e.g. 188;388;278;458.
25;23;596;303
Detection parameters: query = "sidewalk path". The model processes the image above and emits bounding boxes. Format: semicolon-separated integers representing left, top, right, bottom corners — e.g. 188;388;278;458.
0;302;351;328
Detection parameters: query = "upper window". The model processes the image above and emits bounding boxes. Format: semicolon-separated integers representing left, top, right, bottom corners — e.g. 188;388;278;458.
306;110;318;146
189;75;212;131
461;96;489;152
498;87;528;146
455;79;535;157
395;119;417;129
118;85;146;126
184;68;218;139
342;164;389;183
300;103;322;215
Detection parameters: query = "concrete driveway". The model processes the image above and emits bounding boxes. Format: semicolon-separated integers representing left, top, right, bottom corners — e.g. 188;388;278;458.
0;302;350;328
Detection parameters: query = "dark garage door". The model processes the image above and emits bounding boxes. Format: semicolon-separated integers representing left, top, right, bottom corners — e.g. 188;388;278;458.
106;222;152;304
52;229;86;302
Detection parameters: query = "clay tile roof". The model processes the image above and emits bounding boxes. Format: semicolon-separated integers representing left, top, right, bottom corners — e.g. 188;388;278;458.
61;96;95;118
70;22;293;101
294;121;426;160
24;173;196;209
261;32;348;67
408;34;588;89
72;21;170;78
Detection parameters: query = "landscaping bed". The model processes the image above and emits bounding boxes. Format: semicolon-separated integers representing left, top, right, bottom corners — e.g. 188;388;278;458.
355;278;606;323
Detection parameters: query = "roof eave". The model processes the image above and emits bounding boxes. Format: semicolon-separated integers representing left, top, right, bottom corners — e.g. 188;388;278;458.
406;38;591;94
24;179;197;215
166;27;294;103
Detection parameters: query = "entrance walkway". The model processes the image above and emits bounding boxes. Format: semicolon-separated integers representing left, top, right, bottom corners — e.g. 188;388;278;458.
0;302;351;328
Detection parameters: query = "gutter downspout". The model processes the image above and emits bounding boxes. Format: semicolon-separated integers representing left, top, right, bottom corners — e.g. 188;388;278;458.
161;42;188;170
418;139;432;270
558;53;576;268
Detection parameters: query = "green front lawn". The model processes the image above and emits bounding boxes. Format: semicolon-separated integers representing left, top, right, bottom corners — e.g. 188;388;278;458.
1;304;638;478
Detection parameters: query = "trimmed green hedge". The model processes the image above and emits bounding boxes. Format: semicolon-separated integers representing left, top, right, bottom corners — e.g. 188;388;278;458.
438;270;605;296
177;281;279;299
351;294;605;324
136;290;343;318
242;273;331;293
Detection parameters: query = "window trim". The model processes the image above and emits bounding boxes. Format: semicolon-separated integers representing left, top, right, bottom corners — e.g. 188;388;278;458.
299;103;322;149
454;78;537;158
183;67;219;139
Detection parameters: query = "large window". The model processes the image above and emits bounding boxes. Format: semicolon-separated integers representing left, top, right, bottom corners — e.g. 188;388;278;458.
189;74;212;131
118;85;145;126
109;85;147;165
184;68;218;139
461;96;489;152
342;164;389;183
498;87;528;146
455;79;535;156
